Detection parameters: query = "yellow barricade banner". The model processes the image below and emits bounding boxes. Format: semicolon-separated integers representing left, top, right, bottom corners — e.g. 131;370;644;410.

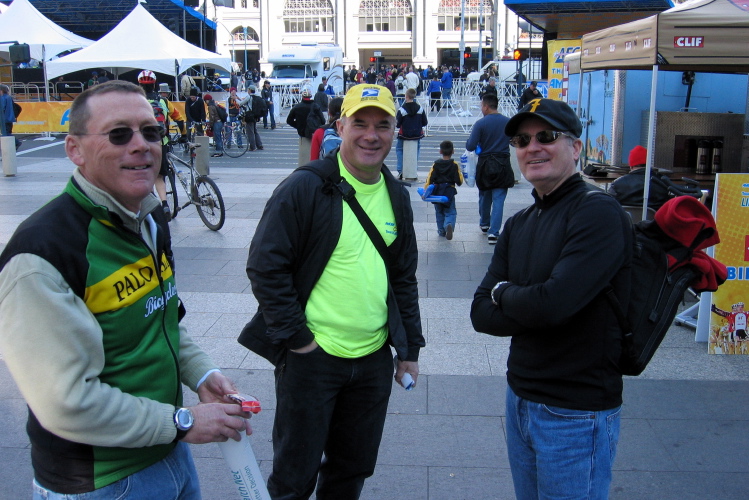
14;102;72;133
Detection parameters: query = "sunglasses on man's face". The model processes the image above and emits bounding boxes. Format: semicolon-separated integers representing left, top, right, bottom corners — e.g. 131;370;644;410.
76;126;165;146
509;130;574;149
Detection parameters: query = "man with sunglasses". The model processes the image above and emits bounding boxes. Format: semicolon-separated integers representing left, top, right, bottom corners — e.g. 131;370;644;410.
465;93;515;244
471;98;632;500
0;81;250;499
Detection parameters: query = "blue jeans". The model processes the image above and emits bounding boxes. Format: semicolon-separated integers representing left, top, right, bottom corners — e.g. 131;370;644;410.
505;386;621;500
268;344;393;500
212;120;223;152
441;87;452;102
395;138;421;175
32;442;200;499
434;198;456;235
478;187;508;237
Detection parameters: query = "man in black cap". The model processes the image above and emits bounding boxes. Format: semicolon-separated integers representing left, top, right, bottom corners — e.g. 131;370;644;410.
518;81;542;110
184;88;205;141
471;98;632;500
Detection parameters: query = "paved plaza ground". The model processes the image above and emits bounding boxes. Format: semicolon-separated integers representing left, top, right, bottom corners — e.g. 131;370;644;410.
0;125;747;499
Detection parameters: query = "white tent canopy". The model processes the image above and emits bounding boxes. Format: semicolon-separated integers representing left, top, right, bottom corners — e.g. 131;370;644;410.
46;3;231;80
0;0;93;62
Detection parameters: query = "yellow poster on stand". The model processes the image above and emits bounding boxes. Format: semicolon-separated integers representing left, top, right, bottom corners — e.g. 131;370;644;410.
546;39;580;101
706;173;749;355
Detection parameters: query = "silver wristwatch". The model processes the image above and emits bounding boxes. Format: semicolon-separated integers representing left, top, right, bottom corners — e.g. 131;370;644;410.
491;281;509;306
173;407;194;441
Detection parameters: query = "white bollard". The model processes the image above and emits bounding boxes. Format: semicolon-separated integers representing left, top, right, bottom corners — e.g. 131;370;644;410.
1;136;17;177
402;140;418;181
195;135;210;176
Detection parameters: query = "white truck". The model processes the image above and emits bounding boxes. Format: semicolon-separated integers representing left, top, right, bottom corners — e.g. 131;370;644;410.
265;43;345;95
467;59;541;84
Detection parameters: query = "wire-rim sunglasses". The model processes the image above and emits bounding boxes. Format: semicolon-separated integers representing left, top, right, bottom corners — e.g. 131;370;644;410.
73;126;165;146
510;130;576;149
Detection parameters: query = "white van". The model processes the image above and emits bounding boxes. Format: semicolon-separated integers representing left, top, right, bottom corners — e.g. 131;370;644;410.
265;43;345;95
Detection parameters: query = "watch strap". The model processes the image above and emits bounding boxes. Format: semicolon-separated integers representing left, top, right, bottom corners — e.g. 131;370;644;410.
173;427;189;443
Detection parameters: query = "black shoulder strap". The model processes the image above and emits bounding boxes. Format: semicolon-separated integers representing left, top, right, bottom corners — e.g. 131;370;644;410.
298;157;393;270
334;177;393;270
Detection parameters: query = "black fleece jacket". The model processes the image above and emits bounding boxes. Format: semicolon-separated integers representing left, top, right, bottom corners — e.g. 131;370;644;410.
471;174;632;411
246;156;424;362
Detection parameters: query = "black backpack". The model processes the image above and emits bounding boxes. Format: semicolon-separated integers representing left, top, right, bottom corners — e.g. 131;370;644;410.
147;97;168;133
606;218;701;375
304;104;325;140
251;94;267;122
12;102;22;118
580;192;722;375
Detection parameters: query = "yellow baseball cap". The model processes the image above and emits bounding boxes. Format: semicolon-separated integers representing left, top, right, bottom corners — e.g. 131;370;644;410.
341;84;396;118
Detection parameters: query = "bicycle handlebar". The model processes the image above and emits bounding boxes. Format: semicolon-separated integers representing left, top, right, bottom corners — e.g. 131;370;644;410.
653;175;702;199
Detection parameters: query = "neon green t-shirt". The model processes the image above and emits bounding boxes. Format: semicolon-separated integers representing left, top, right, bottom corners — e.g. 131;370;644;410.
304;156;397;358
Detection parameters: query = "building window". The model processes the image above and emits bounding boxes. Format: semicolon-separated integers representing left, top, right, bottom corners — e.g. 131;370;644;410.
357;0;412;32
232;26;260;42
283;0;335;33
436;0;493;32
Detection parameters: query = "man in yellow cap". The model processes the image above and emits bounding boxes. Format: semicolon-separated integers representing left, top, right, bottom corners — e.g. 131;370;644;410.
243;84;424;499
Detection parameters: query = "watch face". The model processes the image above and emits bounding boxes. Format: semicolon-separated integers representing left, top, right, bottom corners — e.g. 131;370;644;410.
176;408;193;430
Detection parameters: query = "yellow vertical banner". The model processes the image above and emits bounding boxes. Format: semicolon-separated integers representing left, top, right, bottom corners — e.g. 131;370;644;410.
707;173;749;355
14;102;72;133
546;39;581;101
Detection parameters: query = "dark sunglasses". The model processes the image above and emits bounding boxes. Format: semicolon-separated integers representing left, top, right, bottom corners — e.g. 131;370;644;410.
76;126;165;145
509;130;574;149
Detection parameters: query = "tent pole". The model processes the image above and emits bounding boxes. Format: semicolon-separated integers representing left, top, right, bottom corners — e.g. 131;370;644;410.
642;64;659;221
42;44;50;103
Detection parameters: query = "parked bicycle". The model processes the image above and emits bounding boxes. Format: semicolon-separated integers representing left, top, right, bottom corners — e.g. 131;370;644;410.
165;141;226;231
221;119;249;158
168;123;188;155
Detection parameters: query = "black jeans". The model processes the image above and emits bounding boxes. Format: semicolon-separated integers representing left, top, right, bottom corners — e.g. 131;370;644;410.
268;343;393;500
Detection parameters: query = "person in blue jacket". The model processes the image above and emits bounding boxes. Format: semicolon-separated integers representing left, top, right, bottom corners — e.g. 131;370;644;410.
440;65;453;105
427;75;442;112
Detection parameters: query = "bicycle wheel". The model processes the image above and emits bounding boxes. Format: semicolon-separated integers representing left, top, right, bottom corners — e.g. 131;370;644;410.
222;124;249;158
195;176;226;231
164;162;179;219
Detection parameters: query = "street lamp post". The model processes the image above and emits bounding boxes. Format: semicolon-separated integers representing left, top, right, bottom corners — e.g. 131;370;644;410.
243;27;248;73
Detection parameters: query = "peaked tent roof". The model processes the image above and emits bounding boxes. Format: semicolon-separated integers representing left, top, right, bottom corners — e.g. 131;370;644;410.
0;0;93;61
581;0;749;72
45;3;231;80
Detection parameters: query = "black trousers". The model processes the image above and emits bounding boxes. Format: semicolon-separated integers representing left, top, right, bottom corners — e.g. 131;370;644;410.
268;343;393;500
430;91;441;112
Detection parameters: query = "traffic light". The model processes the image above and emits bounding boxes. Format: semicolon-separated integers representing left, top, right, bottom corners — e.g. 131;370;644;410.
513;49;528;61
9;43;30;64
464;47;472;58
370;57;377;63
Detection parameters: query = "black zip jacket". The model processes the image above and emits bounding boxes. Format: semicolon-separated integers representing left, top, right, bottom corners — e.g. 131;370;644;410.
243;156;424;362
425;159;463;187
609;168;671;210
471;175;632;411
184;97;205;122
396;101;427;140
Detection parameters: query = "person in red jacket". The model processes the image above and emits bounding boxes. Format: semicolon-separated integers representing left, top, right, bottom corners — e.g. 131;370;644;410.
310;97;343;161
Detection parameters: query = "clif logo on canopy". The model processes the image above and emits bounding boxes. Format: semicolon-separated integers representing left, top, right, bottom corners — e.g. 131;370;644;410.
674;36;704;47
